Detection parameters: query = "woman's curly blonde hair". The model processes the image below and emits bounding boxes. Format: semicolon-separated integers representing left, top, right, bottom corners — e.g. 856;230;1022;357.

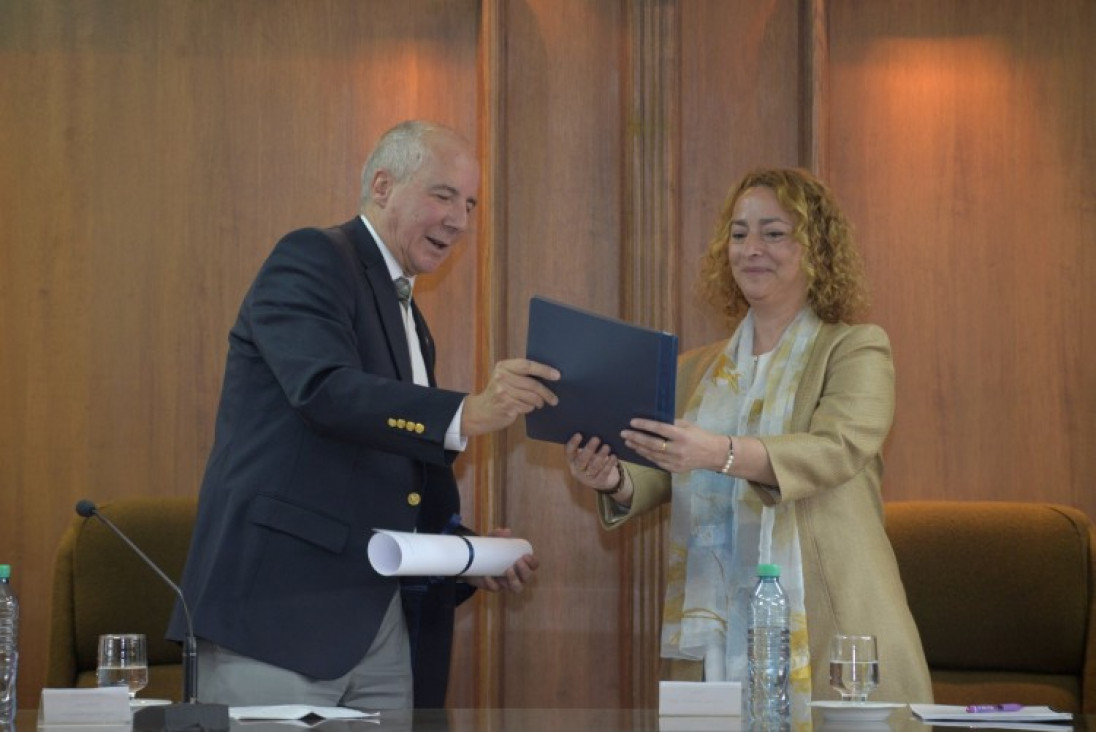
697;168;869;325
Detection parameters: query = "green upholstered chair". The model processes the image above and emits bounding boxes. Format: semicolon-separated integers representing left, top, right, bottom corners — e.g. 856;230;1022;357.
885;501;1096;713
46;496;197;701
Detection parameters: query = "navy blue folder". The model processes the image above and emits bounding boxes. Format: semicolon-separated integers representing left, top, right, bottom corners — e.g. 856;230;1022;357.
524;296;678;469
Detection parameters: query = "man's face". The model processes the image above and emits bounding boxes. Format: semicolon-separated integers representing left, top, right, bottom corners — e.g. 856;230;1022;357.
371;135;480;277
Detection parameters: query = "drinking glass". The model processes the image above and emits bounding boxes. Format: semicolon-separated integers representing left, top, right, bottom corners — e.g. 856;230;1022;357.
829;633;879;702
97;633;148;699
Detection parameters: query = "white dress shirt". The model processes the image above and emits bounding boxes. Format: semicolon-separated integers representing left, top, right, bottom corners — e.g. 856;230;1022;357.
360;215;467;452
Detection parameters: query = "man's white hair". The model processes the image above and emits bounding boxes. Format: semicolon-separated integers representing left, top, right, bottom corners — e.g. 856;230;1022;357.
360;120;462;206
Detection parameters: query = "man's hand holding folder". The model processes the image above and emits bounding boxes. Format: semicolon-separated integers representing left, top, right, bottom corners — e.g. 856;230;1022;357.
462;358;561;436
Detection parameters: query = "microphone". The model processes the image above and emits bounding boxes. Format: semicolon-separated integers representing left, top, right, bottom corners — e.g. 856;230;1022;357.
75;499;229;732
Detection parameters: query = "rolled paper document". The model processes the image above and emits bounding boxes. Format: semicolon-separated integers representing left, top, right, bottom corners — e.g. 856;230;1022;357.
368;529;534;577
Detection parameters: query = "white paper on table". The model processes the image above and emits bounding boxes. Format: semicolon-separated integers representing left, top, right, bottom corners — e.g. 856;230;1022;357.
230;705;378;720
659;681;742;717
367;529;533;577
40;686;132;724
910;704;1072;724
924;724;1074;732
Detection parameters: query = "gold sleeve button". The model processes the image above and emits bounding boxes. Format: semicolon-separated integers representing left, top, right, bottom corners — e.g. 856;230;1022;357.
414;423;425;434
407;492;421;506
387;418;397;428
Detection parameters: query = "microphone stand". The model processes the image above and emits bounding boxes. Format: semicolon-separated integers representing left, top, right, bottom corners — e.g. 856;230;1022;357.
76;500;229;732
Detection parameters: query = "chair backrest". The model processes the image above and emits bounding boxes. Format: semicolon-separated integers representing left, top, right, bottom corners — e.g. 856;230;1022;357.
47;496;197;701
884;501;1096;713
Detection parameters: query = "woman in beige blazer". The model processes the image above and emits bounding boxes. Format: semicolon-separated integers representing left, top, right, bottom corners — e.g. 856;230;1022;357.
565;169;933;721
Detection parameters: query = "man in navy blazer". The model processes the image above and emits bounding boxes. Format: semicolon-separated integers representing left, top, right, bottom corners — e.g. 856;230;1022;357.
168;121;558;709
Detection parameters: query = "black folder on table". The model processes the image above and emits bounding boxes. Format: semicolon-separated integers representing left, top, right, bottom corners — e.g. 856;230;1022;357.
524;296;678;469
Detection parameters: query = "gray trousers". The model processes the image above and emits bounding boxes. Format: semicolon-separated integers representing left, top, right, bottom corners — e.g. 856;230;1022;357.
196;590;413;710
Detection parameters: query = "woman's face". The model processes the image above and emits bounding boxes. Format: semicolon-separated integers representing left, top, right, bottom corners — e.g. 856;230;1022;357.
728;186;809;314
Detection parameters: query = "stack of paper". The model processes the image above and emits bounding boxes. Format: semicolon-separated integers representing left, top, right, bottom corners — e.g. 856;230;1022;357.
658;681;742;717
658;682;743;732
230;705;378;721
40;687;132;728
910;704;1072;730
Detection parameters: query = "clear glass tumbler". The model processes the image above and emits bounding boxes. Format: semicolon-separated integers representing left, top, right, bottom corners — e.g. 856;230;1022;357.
829;633;879;702
97;633;148;699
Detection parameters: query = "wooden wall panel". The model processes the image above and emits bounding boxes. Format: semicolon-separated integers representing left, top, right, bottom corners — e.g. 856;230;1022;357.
618;0;680;708
825;0;1096;519
492;0;627;707
678;0;803;349
0;0;479;710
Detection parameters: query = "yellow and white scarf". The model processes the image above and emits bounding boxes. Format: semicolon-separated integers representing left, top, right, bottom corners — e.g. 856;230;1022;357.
661;307;819;730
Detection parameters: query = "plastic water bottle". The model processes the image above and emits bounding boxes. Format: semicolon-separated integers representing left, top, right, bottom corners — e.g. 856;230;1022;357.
0;564;18;725
746;563;790;731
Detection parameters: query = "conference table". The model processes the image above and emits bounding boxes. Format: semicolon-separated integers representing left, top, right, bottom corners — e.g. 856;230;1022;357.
13;707;1096;732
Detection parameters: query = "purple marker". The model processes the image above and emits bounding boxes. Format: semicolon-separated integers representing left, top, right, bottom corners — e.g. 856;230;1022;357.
966;704;1024;713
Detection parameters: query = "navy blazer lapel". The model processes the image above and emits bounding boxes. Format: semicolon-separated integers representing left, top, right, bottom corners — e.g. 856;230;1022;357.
335;218;416;384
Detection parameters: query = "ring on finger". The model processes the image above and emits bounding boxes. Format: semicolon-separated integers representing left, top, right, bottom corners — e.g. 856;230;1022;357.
659;439;667;452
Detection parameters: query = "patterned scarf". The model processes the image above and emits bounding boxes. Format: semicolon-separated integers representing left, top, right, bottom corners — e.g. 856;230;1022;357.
661;307;820;729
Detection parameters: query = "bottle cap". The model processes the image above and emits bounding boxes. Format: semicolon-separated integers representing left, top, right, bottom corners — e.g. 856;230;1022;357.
757;563;781;577
0;565;9;580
